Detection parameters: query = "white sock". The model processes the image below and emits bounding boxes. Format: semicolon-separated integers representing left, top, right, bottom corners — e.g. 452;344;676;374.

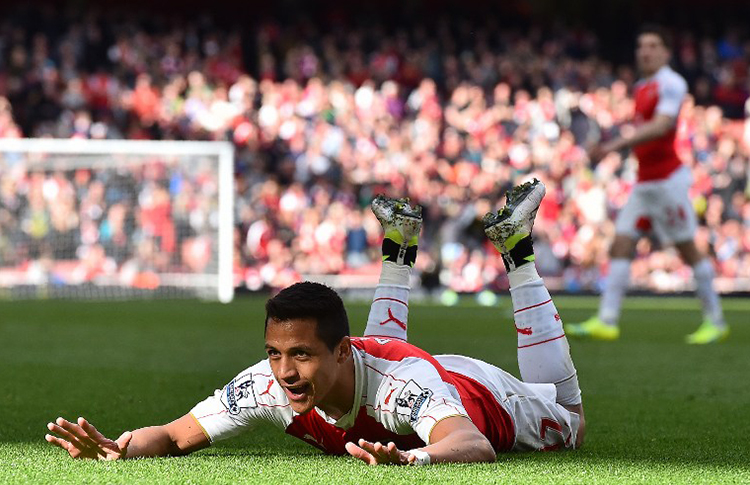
508;261;540;288
693;259;726;327
364;262;411;340
598;258;631;326
377;261;411;286
510;263;581;406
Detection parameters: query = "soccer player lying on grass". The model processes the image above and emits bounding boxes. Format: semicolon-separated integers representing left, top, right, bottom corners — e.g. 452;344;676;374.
46;180;585;465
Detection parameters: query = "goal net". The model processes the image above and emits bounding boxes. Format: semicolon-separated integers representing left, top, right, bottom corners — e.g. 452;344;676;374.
0;139;234;302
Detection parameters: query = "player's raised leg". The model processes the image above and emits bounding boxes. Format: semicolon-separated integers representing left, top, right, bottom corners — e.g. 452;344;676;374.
483;180;582;410
363;195;422;341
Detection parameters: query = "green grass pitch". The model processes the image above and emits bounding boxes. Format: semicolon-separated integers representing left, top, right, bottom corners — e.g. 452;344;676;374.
1;295;749;484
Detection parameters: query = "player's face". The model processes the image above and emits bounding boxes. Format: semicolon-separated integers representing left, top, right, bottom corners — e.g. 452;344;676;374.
636;33;669;76
264;317;349;415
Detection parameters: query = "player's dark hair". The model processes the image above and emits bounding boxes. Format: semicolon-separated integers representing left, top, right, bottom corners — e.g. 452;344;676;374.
638;24;671;50
264;281;350;351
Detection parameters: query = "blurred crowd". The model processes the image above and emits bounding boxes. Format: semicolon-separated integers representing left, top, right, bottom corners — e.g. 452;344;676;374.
1;6;749;293
0;156;221;289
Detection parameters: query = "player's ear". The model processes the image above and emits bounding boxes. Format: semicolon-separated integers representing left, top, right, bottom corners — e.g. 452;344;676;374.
336;336;351;363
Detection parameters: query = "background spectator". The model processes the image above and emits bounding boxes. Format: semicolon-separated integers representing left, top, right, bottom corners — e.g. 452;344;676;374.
1;2;749;295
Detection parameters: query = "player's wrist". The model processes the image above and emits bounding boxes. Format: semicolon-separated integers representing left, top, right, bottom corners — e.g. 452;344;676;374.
605;138;625;152
406;448;431;466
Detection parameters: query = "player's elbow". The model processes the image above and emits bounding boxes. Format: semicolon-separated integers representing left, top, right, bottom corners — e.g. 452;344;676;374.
471;436;497;463
653;116;676;136
164;415;211;457
170;432;209;457
655;125;672;137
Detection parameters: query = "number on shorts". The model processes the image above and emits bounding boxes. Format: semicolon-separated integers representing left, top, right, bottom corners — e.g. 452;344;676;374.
665;205;687;228
539;417;569;451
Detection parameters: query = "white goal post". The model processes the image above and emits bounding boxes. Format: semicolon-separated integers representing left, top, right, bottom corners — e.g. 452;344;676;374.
0;139;234;303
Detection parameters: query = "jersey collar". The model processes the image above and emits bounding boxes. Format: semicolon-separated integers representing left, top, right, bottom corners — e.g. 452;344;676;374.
643;64;669;81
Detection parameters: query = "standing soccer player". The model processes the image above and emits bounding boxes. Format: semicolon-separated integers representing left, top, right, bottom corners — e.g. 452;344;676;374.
566;25;728;344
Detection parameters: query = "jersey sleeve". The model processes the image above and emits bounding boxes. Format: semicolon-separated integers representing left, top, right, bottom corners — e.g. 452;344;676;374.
190;360;290;442
380;358;470;445
655;71;687;118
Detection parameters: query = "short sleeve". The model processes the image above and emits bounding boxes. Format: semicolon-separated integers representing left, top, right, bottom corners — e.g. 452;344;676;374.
655;71;687;118
383;359;470;444
190;360;290;442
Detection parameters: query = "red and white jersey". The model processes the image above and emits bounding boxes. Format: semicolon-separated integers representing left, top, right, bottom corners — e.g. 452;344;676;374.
632;65;688;182
190;337;516;454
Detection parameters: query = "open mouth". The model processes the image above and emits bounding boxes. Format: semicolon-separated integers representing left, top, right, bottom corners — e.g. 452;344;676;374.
284;383;311;401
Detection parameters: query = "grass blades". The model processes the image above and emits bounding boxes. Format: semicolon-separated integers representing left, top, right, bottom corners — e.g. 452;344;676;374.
1;296;749;484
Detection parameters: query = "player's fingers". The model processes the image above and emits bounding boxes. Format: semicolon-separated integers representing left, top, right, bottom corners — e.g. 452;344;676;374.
79;418;118;457
371;441;394;463
45;433;74;453
47;422;80;445
345;442;376;465
357;439;375;453
359;439;390;463
386;442;402;464
47;423;86;452
57;417;97;445
78;417;111;445
54;418;99;450
114;431;132;458
358;439;385;460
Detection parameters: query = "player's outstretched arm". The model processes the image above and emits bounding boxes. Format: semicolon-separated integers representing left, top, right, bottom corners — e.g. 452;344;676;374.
45;413;209;460
589;113;676;162
345;415;495;466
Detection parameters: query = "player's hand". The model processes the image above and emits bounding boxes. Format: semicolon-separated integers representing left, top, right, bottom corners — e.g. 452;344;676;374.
588;138;625;163
586;142;607;163
45;417;132;460
345;439;416;465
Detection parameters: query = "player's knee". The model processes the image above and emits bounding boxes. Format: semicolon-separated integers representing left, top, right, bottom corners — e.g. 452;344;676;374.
610;236;636;259
675;241;702;266
478;438;497;463
562;403;585;449
575;415;586;449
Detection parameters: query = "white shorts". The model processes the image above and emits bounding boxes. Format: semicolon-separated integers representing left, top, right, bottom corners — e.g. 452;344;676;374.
615;165;697;244
436;355;580;451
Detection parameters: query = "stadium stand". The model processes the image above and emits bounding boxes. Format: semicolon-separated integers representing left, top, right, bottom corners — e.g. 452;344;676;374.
1;4;749;295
